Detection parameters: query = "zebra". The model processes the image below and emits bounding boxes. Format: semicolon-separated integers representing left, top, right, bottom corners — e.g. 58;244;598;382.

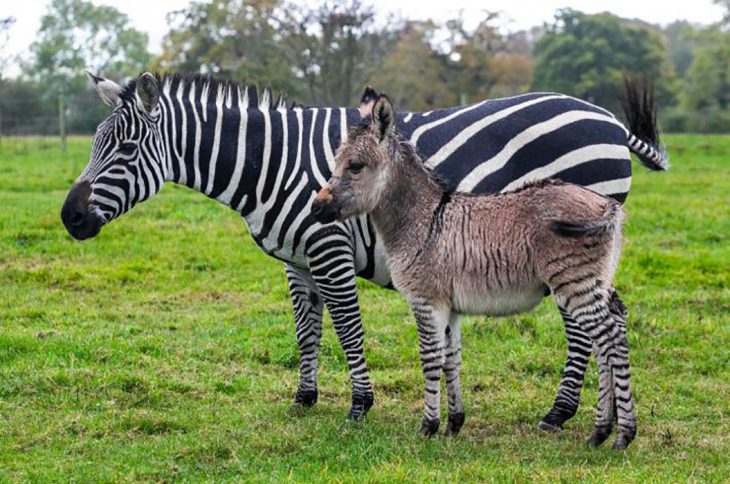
312;93;636;448
61;71;667;428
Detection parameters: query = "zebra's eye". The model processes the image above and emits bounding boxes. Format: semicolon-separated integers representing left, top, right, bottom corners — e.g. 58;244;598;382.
349;161;364;174
118;142;136;156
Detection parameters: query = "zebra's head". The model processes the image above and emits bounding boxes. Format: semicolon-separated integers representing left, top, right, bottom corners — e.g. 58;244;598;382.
61;72;166;240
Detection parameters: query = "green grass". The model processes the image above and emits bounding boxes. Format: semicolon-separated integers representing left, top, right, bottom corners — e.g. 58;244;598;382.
0;135;728;482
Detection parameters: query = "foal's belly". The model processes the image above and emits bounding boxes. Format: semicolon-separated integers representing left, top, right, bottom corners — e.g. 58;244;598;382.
452;284;546;316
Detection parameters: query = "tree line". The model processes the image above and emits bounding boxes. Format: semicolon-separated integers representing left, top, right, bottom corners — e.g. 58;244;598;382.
1;0;730;135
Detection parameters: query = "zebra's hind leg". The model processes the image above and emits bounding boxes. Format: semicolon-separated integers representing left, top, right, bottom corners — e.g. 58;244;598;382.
539;305;591;432
444;312;464;436
285;265;324;409
307;234;373;422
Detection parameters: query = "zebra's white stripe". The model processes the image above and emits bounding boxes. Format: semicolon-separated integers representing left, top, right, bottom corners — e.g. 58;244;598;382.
340;108;347;146
426;94;567;169
285;109;304;191
264;170;309;254
216;87;248;206
586;177;632;196
205;84;225;195
458;111;622;192
308;109;329;188
189;81;204;191
410;100;488;145
175;81;188;186
500;144;629;193
323;108;336;171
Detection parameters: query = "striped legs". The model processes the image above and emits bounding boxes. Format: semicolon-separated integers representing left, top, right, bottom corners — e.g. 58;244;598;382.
307;228;373;421
539;288;628;433
409;298;450;436
555;286;637;449
444;313;465;435
539;306;592;431
285;264;324;408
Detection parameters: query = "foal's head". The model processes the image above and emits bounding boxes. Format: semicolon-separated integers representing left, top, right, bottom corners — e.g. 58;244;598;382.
312;94;398;223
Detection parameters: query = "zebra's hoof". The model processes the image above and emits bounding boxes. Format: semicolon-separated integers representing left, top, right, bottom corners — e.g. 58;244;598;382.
586;425;613;447
419;417;440;437
347;392;374;422
294;388;318;407
539;406;575;432
444;412;465;436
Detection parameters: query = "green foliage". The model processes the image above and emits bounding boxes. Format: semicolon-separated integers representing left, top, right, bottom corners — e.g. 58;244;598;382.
681;28;730;111
0;136;728;480
532;9;677;114
370;22;457;111
26;0;151;93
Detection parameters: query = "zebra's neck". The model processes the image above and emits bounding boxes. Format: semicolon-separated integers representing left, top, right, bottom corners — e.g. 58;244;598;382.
156;77;359;260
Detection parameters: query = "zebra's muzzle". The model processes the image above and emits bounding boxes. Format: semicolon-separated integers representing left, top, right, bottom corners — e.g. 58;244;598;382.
61;181;103;240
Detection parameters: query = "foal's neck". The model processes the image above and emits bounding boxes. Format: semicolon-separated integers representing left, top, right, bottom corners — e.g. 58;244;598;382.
371;144;446;255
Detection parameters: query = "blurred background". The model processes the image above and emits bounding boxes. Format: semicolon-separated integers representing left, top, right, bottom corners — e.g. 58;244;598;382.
1;0;729;137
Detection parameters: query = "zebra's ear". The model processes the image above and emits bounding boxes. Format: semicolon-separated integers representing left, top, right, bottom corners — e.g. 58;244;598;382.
136;72;160;113
372;94;395;143
85;71;122;108
358;84;379;118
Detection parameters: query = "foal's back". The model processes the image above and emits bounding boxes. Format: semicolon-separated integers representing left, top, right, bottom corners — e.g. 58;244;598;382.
403;180;622;315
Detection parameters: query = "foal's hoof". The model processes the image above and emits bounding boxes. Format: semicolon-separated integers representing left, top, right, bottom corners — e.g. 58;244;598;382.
419;417;440;437
347;392;374;422
612;429;636;450
444;412;465;436
538;420;563;433
586;425;613;447
294;388;318;407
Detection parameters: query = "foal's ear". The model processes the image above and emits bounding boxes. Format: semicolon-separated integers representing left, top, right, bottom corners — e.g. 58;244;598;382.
372;94;395;143
86;71;123;108
136;72;160;113
358;84;379;118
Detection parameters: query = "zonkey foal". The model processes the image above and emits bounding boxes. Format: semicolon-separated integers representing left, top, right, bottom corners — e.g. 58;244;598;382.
311;95;637;450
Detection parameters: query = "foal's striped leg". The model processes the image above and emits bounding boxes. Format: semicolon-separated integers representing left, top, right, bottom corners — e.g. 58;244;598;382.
285;264;324;408
539;306;591;431
444;312;464;436
409;298;450;436
559;287;637;449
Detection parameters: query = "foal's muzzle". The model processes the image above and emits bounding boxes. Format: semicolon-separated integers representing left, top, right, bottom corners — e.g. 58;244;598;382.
311;186;338;224
61;181;103;240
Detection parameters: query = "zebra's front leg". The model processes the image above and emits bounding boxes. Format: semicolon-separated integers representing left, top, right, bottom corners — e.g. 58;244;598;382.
308;255;374;421
409;298;450;437
443;312;464;436
285;264;324;409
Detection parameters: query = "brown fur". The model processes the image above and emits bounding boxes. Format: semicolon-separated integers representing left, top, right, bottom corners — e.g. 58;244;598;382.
312;94;636;449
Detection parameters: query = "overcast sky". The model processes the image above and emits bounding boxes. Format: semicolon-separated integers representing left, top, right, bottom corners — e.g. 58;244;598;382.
2;0;725;77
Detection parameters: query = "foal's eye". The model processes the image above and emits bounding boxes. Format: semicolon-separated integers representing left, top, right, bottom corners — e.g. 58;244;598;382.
118;142;136;156
349;161;364;174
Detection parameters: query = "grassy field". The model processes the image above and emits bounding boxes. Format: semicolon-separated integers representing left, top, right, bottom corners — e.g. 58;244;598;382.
0;135;728;482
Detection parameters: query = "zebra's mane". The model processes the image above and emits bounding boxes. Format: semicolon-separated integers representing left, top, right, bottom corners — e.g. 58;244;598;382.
120;72;298;111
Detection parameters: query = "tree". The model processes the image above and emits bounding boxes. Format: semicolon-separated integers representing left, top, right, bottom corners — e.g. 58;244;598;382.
370;21;456;111
156;0;302;97
25;0;151;92
0;17;16;79
532;9;677;114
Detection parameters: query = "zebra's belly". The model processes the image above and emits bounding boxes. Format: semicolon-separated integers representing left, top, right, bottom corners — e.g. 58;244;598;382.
452;284;545;316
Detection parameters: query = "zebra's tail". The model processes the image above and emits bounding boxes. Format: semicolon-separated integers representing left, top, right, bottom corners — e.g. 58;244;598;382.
622;75;669;171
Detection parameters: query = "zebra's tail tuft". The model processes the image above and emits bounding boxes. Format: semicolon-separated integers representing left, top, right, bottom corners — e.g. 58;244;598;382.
622;75;669;171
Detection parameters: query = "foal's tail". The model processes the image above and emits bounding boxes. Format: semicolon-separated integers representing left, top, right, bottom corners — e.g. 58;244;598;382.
622;75;669;171
550;200;623;239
